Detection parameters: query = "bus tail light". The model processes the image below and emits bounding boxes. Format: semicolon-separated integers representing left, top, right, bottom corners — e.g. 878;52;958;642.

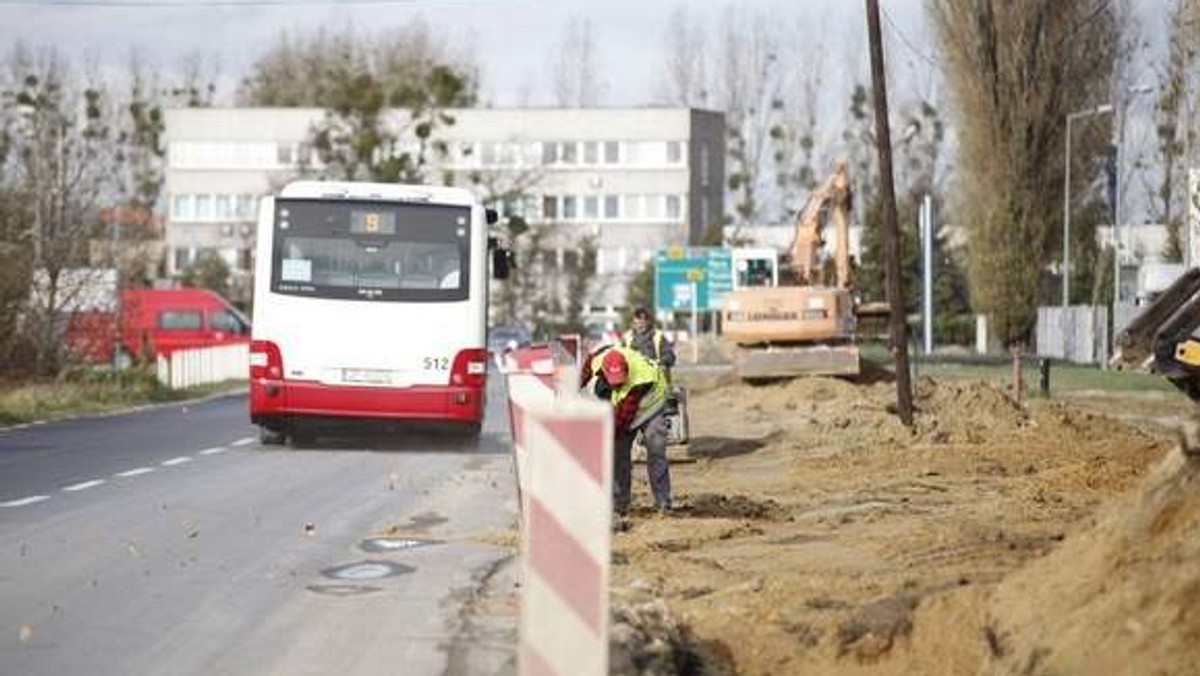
250;340;284;380
451;348;488;387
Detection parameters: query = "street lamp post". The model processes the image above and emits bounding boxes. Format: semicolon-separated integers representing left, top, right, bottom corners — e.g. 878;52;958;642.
1113;86;1155;315
1063;104;1113;308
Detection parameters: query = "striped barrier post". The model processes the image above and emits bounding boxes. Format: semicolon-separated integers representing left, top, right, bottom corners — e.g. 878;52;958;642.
502;342;613;676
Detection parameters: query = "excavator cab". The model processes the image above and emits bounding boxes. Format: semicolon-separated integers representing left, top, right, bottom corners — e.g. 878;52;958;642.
1112;267;1200;404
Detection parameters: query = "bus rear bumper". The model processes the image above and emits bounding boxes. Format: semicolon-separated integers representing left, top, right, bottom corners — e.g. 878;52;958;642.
250;378;485;425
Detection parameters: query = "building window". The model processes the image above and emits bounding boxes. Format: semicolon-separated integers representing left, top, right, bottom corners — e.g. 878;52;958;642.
604;141;619;164
542;142;558;165
604;195;619;219
542;196;558;221
236;194;255;220
215;194;232;221
276;142;294;165
172;194;193;221
700;200;710;229
624;195;642;219
239;248;252;271
561;141;578;164
523;195;540;221
666;195;682;221
583;141;598;164
624;141;640;164
195;194;213;221
173;247;192;272
562;195;578;220
700;144;710;187
297;143;313;165
667;141;683;164
645;195;663;219
584;195;599;219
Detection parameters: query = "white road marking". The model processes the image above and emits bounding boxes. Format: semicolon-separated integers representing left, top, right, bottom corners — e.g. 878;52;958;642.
199;447;227;456
161;456;193;467
1;495;50;507
231;437;256;447
63;479;105;492
115;467;155;478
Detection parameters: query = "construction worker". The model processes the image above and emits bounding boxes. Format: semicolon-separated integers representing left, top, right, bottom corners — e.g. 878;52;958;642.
581;345;672;518
622;306;676;372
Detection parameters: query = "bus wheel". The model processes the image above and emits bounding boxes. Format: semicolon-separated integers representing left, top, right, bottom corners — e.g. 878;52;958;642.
260;426;286;446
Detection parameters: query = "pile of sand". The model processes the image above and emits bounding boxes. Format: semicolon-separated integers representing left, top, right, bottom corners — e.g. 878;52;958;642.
689;376;1112;455
983;449;1200;675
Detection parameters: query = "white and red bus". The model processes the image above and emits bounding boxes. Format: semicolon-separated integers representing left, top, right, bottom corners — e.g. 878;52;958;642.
249;181;506;445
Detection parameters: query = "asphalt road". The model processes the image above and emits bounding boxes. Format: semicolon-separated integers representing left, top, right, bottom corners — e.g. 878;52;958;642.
0;381;519;676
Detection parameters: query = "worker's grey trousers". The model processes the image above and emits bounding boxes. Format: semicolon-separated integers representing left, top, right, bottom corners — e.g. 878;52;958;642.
613;410;671;513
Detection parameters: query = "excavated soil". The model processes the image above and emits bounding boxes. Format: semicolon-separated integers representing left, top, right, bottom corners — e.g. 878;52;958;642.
609;373;1200;675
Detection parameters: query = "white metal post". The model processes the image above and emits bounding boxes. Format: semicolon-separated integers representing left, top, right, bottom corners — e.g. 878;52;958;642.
922;194;933;356
690;281;698;364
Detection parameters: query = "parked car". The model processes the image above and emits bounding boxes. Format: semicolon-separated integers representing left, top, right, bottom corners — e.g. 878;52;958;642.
65;288;251;365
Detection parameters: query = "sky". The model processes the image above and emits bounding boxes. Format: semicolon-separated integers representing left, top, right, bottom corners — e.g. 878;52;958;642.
0;0;931;106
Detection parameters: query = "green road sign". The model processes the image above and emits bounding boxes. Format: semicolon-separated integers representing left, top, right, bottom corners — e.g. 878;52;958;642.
654;247;733;312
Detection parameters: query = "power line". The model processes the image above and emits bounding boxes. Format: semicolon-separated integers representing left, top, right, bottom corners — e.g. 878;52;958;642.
881;6;939;69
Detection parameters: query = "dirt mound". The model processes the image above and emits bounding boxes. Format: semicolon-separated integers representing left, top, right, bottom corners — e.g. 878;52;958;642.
683;493;786;520
984;449;1200;675
909;378;1030;444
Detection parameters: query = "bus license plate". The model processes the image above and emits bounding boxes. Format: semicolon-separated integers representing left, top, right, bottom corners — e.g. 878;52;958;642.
344;369;391;384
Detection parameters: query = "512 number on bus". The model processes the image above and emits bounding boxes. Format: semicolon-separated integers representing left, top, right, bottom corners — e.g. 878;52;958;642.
423;357;449;371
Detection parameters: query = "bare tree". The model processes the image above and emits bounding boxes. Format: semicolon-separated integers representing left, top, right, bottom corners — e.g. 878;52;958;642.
550;15;604;107
713;6;785;231
927;0;1126;344
0;45;123;375
1145;0;1200;262
658;5;709;107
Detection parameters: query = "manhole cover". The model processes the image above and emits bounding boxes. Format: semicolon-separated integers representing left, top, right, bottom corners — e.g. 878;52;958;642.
321;560;415;581
360;537;440;553
306;584;383;597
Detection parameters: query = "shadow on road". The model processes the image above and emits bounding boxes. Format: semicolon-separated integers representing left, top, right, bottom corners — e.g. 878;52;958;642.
262;422;511;455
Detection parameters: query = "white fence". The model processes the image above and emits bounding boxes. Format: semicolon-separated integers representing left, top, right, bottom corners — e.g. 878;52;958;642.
1036;305;1109;364
1036;303;1143;365
156;344;249;389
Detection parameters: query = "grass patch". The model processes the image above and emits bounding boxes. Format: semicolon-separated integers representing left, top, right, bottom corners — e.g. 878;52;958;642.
861;342;1175;394
0;368;246;427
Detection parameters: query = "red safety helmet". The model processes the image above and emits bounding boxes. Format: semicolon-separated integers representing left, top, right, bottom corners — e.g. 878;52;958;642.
601;349;629;385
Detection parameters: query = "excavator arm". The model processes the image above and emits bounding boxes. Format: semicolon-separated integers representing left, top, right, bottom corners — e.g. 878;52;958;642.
792;161;852;288
1112;267;1200;404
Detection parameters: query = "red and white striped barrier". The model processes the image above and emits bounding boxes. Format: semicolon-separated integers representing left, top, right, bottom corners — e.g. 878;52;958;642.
503;342;613;676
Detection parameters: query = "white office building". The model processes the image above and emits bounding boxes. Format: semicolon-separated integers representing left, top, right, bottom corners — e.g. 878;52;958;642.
163;107;726;312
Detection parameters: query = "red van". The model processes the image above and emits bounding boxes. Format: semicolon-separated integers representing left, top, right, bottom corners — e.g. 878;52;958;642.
65;288;251;364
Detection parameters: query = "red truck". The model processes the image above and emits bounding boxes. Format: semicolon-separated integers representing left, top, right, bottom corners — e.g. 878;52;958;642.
65;288;251;364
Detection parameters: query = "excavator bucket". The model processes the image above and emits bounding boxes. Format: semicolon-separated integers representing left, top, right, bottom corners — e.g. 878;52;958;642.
1112;267;1200;405
1112;268;1200;374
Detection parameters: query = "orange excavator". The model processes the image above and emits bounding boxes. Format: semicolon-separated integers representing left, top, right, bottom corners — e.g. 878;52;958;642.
722;161;861;379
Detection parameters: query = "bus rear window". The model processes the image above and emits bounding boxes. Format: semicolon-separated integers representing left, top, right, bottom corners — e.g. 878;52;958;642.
271;199;471;302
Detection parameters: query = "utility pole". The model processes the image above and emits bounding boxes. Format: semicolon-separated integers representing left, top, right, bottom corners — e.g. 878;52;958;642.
865;0;913;425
